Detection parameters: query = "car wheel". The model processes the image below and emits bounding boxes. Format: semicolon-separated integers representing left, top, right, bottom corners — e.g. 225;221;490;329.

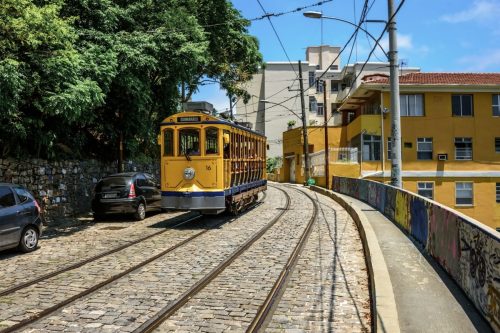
18;226;39;253
134;202;146;221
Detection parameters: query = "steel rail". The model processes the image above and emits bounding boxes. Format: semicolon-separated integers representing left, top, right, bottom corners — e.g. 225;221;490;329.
133;185;289;333
246;186;319;332
0;196;268;333
0;213;202;298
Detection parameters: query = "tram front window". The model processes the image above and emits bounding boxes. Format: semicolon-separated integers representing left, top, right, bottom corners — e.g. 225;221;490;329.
179;129;200;157
163;129;174;156
205;127;218;155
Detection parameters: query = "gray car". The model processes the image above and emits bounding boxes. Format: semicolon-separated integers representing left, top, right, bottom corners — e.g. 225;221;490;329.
0;183;43;253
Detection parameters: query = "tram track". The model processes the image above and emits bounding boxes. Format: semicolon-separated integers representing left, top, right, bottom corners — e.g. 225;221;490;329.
0;213;202;298
132;184;317;333
1;192;269;299
0;195;268;333
247;185;319;332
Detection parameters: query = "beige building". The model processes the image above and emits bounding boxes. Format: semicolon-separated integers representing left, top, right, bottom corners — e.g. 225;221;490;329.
236;45;419;158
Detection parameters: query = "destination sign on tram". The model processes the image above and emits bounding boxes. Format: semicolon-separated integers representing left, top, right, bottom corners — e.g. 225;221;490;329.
178;116;201;123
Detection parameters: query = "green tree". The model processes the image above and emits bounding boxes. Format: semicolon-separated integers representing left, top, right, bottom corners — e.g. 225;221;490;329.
0;0;262;164
0;0;105;158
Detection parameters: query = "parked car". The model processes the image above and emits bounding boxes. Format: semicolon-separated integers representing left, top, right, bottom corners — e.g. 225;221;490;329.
92;172;162;221
0;183;43;253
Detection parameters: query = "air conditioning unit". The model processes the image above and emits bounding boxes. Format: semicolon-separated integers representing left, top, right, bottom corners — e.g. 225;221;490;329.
438;153;448;161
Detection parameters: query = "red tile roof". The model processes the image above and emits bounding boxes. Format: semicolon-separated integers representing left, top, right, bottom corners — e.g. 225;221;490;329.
365;72;500;85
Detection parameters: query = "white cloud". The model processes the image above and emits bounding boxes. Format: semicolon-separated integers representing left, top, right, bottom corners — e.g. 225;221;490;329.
456;49;500;71
441;1;500;23
380;33;413;51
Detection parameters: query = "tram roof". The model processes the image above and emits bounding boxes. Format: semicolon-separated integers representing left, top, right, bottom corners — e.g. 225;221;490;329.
160;111;266;138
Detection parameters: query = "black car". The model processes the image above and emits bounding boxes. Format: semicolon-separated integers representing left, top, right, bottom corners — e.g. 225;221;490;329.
92;172;162;220
0;183;43;253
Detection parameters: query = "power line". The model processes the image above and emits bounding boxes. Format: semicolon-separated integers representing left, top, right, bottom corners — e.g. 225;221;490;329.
256;0;298;77
250;0;334;22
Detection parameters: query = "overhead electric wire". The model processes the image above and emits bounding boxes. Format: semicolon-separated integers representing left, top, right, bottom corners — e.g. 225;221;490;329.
256;0;299;77
311;0;407;130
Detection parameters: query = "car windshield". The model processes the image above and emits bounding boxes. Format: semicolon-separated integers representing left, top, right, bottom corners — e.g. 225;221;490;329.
96;177;131;191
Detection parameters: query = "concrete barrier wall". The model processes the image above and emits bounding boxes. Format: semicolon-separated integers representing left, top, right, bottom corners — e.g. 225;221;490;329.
332;176;500;332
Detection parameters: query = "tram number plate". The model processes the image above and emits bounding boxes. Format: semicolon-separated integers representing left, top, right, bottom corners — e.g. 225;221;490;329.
103;193;117;199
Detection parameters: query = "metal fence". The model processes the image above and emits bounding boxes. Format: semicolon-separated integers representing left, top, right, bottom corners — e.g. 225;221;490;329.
303;147;359;176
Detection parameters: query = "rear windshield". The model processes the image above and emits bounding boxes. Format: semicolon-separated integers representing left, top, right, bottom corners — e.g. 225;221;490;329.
96;177;131;191
14;187;34;203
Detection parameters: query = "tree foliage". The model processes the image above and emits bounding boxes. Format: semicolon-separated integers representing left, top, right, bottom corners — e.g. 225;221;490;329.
0;0;262;162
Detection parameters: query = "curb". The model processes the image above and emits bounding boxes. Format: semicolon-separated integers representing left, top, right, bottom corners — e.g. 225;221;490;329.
310;186;400;333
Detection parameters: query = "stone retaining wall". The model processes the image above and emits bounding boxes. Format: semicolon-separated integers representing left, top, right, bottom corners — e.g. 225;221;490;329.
332;176;500;332
0;159;159;221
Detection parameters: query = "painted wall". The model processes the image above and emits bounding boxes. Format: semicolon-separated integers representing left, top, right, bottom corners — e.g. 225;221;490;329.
332;176;500;332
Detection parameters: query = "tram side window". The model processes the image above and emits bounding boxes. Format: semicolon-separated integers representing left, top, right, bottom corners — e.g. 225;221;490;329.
223;130;230;159
179;128;200;156
205;127;218;155
163;129;174;156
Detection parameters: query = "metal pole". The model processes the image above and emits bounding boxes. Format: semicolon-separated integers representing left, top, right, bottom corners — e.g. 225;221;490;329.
388;0;402;187
323;80;329;189
229;93;234;121
298;60;310;183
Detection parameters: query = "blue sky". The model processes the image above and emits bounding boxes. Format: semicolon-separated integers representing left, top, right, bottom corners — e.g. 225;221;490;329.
193;0;500;112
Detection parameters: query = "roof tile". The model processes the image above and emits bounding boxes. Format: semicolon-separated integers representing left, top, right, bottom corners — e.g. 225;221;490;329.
366;72;500;85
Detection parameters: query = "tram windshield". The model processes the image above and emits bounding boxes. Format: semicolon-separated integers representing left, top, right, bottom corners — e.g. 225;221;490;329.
179;128;200;157
205;127;218;155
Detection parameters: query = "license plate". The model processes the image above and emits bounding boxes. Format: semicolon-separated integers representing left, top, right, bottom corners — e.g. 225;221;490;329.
103;193;117;199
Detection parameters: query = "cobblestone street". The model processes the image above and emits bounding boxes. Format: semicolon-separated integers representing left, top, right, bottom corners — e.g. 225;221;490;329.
0;185;370;332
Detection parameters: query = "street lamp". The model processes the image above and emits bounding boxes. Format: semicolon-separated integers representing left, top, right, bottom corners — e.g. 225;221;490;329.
303;11;388;59
304;5;402;188
260;99;311;184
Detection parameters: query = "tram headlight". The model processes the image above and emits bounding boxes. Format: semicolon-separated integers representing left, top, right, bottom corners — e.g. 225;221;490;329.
183;167;195;180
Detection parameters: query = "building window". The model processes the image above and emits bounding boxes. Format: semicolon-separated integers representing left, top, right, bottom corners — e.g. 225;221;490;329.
452;94;473;116
496;183;500;203
417;138;433;160
456;182;473;205
347;111;356;124
455;137;473;160
417;182;434;200
316;79;324;93
496;137;500;153
309;96;317;112
309;72;315;88
330;64;339;70
331;81;339;92
400;94;424;116
362;134;381;161
317;103;324;116
387;137;392;160
493;94;500;116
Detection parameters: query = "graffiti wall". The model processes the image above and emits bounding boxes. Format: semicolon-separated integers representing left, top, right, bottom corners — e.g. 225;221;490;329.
332;176;500;332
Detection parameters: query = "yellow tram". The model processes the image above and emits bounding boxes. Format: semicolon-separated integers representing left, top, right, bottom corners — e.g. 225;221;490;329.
159;109;267;214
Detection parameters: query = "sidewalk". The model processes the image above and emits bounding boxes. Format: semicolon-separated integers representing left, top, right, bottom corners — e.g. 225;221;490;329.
335;192;492;333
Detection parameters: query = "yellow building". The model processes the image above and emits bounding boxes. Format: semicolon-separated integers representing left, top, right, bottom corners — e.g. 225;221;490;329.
282;73;500;229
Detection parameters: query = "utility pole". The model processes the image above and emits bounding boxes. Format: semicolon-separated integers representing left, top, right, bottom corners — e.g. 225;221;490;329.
298;60;310;183
229;93;234;121
388;0;402;188
323;80;330;189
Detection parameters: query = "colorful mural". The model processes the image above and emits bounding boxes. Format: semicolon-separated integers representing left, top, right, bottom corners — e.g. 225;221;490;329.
332;176;500;332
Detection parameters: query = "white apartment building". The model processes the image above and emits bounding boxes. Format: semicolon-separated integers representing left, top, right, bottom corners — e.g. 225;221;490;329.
235;45;419;158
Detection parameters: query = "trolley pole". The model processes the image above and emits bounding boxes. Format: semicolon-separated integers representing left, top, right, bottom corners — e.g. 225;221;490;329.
298;60;310;183
323;80;330;189
388;0;402;188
